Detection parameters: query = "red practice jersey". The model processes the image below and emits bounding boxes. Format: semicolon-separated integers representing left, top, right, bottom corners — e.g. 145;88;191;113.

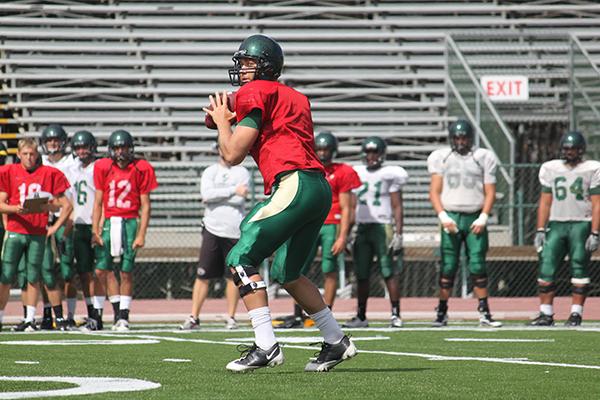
94;158;158;218
0;163;70;235
324;163;362;225
235;80;324;194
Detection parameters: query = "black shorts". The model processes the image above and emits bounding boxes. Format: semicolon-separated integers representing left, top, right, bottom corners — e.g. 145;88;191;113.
197;228;238;280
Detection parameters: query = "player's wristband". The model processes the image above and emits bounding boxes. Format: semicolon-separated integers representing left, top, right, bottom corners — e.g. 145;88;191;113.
592;231;599;237
536;228;546;233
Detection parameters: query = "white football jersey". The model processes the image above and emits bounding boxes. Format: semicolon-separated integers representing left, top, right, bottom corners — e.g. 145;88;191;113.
539;159;600;221
66;161;96;225
427;147;497;213
42;153;78;171
353;165;408;224
42;153;78;217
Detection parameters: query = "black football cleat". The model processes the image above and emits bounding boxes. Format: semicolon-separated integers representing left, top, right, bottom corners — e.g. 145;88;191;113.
528;313;555;326
272;315;303;329
432;308;448;327
12;320;38;332
226;342;284;372
40;317;54;330
304;335;357;372
565;312;582;327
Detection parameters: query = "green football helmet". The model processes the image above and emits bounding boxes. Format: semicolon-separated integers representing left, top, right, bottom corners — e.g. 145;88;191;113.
448;118;474;155
71;130;97;163
361;136;386;170
108;129;135;163
41;124;68;155
560;130;586;164
0;141;7;165
315;131;338;164
229;34;284;86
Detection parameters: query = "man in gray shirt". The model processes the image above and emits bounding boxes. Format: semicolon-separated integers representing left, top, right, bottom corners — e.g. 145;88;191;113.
180;146;250;330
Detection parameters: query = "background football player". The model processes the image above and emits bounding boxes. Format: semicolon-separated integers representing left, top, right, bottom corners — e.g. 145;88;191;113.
66;130;105;330
39;124;78;330
343;136;407;328
427;118;502;327
530;131;600;326
92;129;157;331
0;138;72;332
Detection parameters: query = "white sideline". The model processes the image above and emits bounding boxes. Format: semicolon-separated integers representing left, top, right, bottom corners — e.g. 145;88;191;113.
444;338;555;342
80;331;600;372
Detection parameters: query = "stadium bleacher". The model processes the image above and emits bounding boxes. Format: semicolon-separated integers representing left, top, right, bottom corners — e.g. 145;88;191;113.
1;0;600;251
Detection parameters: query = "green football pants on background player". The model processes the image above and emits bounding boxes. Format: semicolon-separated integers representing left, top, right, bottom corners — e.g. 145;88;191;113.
539;221;590;282
440;210;488;278
353;223;399;280
96;218;139;273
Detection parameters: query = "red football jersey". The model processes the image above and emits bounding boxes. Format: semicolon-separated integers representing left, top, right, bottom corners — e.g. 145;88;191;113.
324;163;362;225
0;163;71;235
235;80;324;194
94;158;158;218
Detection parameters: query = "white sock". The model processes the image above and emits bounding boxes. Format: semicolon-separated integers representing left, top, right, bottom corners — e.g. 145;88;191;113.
92;296;104;310
67;297;77;319
120;296;132;310
540;304;553;316
311;307;344;344
25;306;36;323
0;310;4;323
248;306;277;351
571;304;583;315
85;297;93;306
109;295;120;304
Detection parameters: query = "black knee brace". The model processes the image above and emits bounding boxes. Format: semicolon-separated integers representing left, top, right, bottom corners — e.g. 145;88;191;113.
439;274;455;289
538;282;556;294
572;285;589;296
231;265;266;297
471;273;488;289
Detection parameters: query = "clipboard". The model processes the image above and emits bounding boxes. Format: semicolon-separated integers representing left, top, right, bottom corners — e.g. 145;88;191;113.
22;196;49;214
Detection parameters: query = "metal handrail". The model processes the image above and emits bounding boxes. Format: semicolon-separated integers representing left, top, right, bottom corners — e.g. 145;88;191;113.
569;34;600;128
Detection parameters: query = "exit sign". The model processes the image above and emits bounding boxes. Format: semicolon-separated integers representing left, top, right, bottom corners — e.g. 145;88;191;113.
480;75;529;102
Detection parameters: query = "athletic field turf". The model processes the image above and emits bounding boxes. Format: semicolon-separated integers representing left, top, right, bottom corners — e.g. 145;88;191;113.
1;321;599;399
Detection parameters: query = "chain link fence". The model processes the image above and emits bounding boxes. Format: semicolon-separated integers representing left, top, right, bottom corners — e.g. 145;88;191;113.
130;163;600;300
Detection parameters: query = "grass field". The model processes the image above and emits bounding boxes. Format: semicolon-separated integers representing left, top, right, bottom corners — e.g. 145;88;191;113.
1;321;600;399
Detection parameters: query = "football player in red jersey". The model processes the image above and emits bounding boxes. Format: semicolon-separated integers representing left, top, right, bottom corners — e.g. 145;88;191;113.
272;131;361;329
91;130;158;332
204;34;356;372
0;138;72;332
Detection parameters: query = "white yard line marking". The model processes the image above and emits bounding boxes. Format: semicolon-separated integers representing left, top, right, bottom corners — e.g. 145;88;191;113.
83;325;600;333
162;358;191;363
14;361;39;365
0;376;160;399
444;338;555;343
225;336;390;344
0;339;159;346
107;333;600;372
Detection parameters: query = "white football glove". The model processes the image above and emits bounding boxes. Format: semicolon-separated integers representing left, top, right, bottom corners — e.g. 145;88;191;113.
470;213;489;229
534;229;546;253
438;211;458;234
585;232;600;253
388;233;403;256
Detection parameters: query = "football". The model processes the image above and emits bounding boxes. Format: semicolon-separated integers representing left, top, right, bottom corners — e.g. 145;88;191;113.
204;91;236;130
